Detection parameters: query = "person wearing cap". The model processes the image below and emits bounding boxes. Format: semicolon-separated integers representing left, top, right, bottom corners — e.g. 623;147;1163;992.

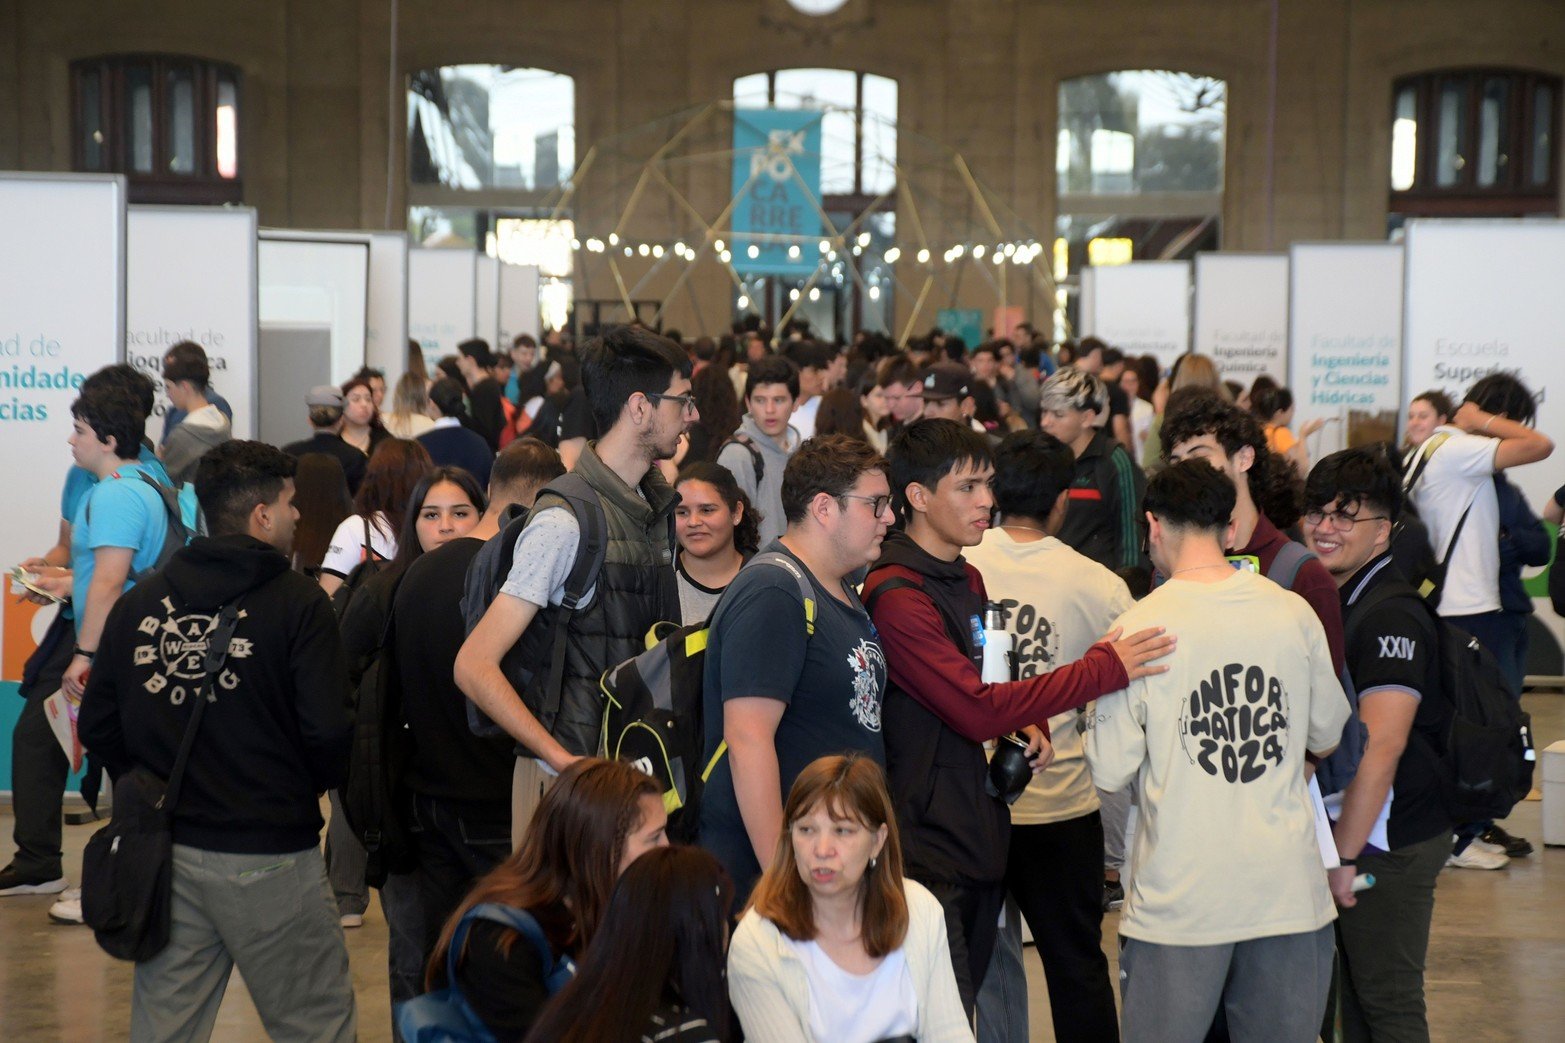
920;362;983;433
283;386;368;495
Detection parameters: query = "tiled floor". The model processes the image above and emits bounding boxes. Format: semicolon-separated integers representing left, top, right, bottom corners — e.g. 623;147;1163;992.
4;693;1564;1041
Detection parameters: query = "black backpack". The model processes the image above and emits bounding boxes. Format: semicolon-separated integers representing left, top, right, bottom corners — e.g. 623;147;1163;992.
1346;580;1536;823
458;474;609;740
340;574;415;887
600;551;818;841
86;469;193;584
719;433;766;487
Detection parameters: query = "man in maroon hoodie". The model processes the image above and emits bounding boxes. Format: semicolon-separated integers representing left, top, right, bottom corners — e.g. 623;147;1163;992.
863;419;1176;1016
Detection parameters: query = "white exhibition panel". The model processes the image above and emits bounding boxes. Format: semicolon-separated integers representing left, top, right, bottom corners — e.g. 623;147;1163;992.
262;229;408;381
408;248;477;369
128;206;258;440
1193;252;1290;387
1403;218;1565;510
1287;243;1404;458
257;237;369;384
499;263;543;346
476;255;500;351
1077;266;1095;343
0;173;125;678
1081;261;1191;366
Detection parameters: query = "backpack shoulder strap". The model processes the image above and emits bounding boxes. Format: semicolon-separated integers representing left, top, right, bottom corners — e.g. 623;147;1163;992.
863;569;968;650
748;550;817;635
1265;541;1316;592
1402;431;1453;492
529;473;608;723
449;904;561;994
722;433;766;486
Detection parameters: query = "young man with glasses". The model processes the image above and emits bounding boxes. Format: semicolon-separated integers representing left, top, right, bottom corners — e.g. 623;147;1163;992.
457;326;694;839
1300;447;1452;1041
698;435;895;902
865;419;1175;1017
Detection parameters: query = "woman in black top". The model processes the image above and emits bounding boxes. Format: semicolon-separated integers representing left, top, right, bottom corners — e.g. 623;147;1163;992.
426;758;671;1040
524;846;734;1043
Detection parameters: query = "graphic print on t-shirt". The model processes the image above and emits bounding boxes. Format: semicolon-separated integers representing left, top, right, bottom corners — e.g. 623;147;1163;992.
1178;662;1291;783
134;597;250;704
996;596;1061;674
846;638;888;732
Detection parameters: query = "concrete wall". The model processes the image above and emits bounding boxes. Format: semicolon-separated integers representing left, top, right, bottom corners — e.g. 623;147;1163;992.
3;0;1563;335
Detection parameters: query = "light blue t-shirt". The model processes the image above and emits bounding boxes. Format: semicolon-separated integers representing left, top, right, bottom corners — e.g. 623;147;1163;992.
68;461;177;623
60;443;171;522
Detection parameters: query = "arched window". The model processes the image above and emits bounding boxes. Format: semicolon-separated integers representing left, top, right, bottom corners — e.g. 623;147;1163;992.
407;64;576;332
731;69;897;337
1055;71;1225;331
71;54;241;204
1389;69;1559;228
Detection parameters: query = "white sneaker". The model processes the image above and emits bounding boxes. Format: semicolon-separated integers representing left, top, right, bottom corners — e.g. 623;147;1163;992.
339;913;364;929
1446;844;1509;870
1468;837;1508;857
48;888;85;924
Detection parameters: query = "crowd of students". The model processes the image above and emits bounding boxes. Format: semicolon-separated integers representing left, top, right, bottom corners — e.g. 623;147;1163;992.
0;315;1555;1043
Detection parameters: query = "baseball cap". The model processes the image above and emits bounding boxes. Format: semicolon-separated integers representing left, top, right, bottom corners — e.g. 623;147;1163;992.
921;361;971;402
305;385;344;407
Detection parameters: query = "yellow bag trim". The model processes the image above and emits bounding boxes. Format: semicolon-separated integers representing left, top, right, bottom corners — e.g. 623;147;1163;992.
803;597;816;636
702;740;728;783
684;628;709;658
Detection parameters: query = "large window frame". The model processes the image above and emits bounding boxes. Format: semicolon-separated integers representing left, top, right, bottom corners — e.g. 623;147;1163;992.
1389;68;1560;219
71;54;242;205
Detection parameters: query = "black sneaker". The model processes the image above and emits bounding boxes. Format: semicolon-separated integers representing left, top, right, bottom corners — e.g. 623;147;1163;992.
1103;879;1125;912
0;863;69;897
1481;825;1533;858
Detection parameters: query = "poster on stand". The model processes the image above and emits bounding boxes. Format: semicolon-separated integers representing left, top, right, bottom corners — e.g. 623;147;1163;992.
1193;253;1289;387
257;235;369;384
1081;261;1191;367
128;206;258;440
500;264;542;347
263;230;408;381
408;249;477;370
0;173;125;787
1287;242;1403;458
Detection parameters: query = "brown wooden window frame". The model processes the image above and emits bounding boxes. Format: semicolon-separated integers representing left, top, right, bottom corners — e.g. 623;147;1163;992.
1390;68;1559;217
71;54;243;205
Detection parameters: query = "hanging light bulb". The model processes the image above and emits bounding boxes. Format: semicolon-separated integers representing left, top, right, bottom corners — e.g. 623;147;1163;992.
916;248;931;264
951;244;965;258
789;288;801;301
857;231;871;247
788;244;801;259
808;287;821;302
653;244;665;258
714;238;726;252
570;238;581;250
973;244;986;259
884;247;901;263
747;245;760;259
637;243;650;257
869;285;881;300
675;241;687;255
819;239;831;253
609;233;620;246
1003;243;1016;257
623;246;633;257
719;249;733;263
737;294;750;309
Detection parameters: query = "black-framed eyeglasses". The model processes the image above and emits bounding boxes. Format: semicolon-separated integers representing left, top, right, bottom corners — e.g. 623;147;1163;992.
1302;509;1389;532
838;493;892;516
645;391;698;415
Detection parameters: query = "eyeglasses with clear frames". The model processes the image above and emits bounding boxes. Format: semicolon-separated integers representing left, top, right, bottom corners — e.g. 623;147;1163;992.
1302;509;1388;532
838;493;892;516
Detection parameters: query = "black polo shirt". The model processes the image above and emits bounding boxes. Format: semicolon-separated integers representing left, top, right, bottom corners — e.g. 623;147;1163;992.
1341;552;1451;850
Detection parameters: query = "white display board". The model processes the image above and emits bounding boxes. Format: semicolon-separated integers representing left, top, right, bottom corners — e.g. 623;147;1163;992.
263;229;408;381
1287;242;1404;458
408;248;478;369
1193;252;1290;386
499;263;542;347
1081;261;1191;366
1403;219;1565;509
476;255;500;351
128;206;258;440
257;237;369;384
0;173;125;686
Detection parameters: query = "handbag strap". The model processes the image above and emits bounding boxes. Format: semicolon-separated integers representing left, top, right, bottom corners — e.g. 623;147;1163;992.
160;600;243;812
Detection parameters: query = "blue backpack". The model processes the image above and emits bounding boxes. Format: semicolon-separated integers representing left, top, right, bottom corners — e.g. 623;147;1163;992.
395;903;574;1043
1265;542;1366;796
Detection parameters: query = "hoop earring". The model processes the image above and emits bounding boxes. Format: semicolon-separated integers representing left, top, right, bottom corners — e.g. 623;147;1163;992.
869;856;878;871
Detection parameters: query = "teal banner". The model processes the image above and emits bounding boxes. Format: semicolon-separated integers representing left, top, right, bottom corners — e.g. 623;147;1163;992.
731;109;823;276
938;308;984;350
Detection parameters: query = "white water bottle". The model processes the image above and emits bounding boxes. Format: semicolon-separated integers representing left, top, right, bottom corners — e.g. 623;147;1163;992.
981;601;1013;683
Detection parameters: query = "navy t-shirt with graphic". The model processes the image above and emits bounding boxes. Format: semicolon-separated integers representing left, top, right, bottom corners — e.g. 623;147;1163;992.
697;540;887;894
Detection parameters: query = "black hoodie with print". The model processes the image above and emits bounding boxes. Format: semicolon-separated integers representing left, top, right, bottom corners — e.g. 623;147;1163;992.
79;534;353;854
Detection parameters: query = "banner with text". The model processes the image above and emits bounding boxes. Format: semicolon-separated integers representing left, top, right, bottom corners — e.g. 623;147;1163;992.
731;109;824;276
1288;243;1404;457
1404;219;1565;509
129;206;258;440
1081;261;1191;367
408;248;477;370
1194;253;1289;386
0;173;125;694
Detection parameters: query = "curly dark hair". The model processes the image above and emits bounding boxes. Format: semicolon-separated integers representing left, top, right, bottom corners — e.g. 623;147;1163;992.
1161;391;1303;529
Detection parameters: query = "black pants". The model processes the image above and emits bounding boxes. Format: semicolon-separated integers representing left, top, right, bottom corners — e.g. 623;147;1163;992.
1006;811;1119;1043
924;877;1006;1019
7;614;75;879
